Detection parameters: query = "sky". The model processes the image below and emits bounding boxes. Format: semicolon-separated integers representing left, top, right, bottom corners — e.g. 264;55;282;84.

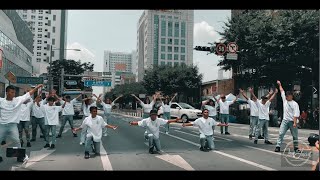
66;10;231;94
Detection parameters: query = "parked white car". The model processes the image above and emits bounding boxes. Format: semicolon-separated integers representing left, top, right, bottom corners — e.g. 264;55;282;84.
158;102;202;122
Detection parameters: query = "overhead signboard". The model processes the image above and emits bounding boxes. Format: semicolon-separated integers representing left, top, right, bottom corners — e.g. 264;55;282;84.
84;80;111;87
16;76;44;84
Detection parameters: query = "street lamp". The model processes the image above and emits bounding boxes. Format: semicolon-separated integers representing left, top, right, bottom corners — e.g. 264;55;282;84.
48;44;81;94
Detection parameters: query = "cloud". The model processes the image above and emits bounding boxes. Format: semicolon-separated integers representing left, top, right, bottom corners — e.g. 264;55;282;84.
66;42;95;64
194;21;221;45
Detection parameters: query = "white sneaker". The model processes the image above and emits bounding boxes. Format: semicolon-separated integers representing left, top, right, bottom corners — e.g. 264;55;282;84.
80;142;84;145
103;133;108;137
165;132;169;134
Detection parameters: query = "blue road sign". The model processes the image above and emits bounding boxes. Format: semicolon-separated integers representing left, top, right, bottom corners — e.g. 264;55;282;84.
16;77;44;84
66;80;77;85
84;80;111;87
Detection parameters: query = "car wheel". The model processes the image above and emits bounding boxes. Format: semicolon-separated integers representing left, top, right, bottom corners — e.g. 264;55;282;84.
181;115;189;123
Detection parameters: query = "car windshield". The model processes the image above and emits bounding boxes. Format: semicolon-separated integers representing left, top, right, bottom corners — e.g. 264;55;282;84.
178;103;195;109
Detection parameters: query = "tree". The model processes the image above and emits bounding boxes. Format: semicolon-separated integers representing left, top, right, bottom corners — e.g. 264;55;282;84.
142;64;203;103
49;59;94;94
218;10;319;90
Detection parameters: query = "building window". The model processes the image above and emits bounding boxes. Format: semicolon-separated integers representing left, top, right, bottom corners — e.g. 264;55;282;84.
53;15;56;21
161;54;165;60
38;22;43;26
38;28;42;32
38;16;43;20
168;38;172;44
23;10;27;13
168;16;172;19
161;38;166;44
168;46;172;52
168;21;173;37
160;61;165;66
22;14;27;19
174;54;179;60
181;39;185;45
161;15;165;18
181;55;185;61
52;39;55;45
167;54;172;60
37;52;41;56
181;47;185;53
39;10;43;14
36;58;41;62
37;46;41;50
174;16;179;19
161;20;166;36
53;27;55;33
174;62;179;67
174;22;179;37
44;41;47;43
181;22;186;38
37;34;42;38
43;59;47;62
168;62;172;67
174;47;179;53
31;10;36;13
31;15;35;20
161;46;165;52
174;39;179;45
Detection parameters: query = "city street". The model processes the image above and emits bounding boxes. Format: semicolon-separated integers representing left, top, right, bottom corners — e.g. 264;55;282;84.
0;110;318;171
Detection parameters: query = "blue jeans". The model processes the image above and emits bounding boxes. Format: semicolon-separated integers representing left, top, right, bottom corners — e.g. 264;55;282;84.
249;116;259;136
58;115;74;136
18;121;31;142
220;114;229;133
31;117;46;140
276;120;298;148
255;119;269;141
163;112;170;132
200;134;214;150
146;133;161;151
80;116;88;144
85;134;100;154
103;113;111;136
0;123;21;157
46;125;56;145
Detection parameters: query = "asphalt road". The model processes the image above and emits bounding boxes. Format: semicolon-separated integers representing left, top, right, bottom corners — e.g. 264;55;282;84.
1;110;319;171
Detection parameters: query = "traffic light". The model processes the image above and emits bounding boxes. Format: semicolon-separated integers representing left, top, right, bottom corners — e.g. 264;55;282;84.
194;46;211;52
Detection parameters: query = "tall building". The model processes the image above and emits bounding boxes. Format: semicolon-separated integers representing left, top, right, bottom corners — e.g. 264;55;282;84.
136;10;194;82
0;10;34;97
103;50;136;92
17;10;68;75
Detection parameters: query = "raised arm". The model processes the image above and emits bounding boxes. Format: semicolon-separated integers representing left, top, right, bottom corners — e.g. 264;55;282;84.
131;94;143;104
240;88;249;100
249;88;258;100
266;89;274;99
28;84;44;96
61;100;67;109
277;80;284;93
231;94;239;104
112;94;123;104
269;88;278;102
212;92;220;102
170;93;178;102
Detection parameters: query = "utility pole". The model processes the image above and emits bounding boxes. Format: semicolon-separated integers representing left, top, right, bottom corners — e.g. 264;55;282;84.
48;45;53;92
60;68;64;96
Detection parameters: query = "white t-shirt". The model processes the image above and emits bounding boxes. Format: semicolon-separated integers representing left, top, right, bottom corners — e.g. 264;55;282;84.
204;105;217;117
32;100;45;118
0;92;31;124
281;91;300;121
192;117;217;136
247;99;259;117
80;115;107;142
83;102;97;117
19;101;33;122
60;99;77;115
141;101;155;114
101;101;115;115
138;117;168;139
41;105;63;125
218;100;233;114
256;100;271;120
161;102;172;112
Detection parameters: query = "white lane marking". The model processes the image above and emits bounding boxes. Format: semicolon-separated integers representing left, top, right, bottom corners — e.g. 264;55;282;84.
24;148;56;168
170;127;181;130
100;142;113;171
161;132;276;171
174;130;226;142
156;154;195;171
243;145;317;165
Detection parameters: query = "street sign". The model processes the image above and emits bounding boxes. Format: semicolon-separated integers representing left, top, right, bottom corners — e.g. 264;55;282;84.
226;53;238;60
139;94;146;98
16;76;44;84
227;42;238;53
84;80;111;87
5;71;16;83
313;87;317;94
66;80;77;86
215;43;227;55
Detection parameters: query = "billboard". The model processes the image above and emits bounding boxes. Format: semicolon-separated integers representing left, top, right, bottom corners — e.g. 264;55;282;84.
115;63;126;71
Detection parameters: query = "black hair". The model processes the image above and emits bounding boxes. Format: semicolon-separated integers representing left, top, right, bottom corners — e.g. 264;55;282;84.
207;99;215;106
6;85;15;92
47;97;55;102
65;95;71;99
202;109;209;114
150;109;158;115
90;106;98;112
285;91;293;96
144;98;150;104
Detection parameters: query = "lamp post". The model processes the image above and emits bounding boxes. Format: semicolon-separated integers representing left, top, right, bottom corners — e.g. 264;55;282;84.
48;45;81;94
